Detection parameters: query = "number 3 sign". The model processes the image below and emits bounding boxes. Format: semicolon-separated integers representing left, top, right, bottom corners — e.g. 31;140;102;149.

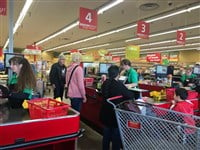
176;30;186;45
79;7;97;31
137;21;150;39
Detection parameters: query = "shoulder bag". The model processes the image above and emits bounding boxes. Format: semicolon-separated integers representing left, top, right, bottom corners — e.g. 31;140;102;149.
65;65;79;98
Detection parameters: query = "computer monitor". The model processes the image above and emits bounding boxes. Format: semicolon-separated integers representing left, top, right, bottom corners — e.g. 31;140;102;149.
193;66;200;75
156;65;167;77
4;53;24;68
99;63;113;74
82;62;94;76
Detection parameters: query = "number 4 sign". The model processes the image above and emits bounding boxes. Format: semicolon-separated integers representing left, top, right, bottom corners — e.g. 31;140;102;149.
137;21;150;39
177;30;186;45
79;7;97;31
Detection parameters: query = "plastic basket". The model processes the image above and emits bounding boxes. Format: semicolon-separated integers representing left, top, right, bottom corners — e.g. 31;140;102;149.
27;98;70;119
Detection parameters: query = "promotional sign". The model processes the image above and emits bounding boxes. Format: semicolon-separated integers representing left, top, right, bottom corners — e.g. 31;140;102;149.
79;7;97;31
112;56;121;62
146;53;161;63
169;52;179;62
176;30;186;45
70;49;79;53
23;45;42;55
125;45;140;61
0;0;7;16
137;21;150;39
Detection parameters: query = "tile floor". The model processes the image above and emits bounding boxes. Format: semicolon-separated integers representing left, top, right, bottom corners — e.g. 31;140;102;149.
44;90;103;150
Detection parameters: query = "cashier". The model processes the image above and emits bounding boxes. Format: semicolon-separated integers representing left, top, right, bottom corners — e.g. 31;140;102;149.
8;57;36;109
120;59;138;88
181;68;197;87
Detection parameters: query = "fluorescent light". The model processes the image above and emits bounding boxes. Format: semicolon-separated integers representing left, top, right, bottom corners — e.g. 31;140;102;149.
3;0;33;50
37;21;79;45
79;43;110;51
44;2;200;52
97;0;124;14
126;24;200;42
140;47;200;54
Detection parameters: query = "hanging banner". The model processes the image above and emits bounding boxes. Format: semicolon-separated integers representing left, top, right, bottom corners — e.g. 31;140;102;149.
176;30;186;45
79;7;97;31
112;56;121;62
0;0;7;16
125;45;140;61
137;21;150;39
146;53;161;63
0;48;2;57
70;49;79;53
169;52;179;62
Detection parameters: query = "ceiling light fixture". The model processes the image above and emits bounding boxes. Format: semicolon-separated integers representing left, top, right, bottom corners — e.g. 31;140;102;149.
43;2;200;52
126;24;200;42
3;0;33;50
37;0;124;46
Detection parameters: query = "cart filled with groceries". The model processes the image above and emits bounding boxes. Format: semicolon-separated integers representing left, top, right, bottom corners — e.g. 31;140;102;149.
107;98;200;150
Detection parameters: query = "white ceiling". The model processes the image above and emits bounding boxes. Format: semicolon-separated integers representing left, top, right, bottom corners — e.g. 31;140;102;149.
0;0;200;55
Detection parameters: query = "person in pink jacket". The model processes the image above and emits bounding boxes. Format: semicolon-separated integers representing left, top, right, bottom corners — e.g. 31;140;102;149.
65;52;87;112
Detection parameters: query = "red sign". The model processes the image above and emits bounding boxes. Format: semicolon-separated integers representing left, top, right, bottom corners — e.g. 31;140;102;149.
0;0;7;16
176;30;186;45
79;7;97;31
70;49;79;53
127;120;141;129
0;48;2;57
146;53;161;63
137;21;150;39
112;56;121;62
26;45;41;50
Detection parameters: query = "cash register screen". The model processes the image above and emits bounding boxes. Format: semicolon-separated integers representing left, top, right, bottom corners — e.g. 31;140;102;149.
99;63;112;74
193;66;200;75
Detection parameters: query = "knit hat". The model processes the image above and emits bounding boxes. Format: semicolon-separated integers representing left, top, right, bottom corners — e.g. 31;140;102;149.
58;54;66;60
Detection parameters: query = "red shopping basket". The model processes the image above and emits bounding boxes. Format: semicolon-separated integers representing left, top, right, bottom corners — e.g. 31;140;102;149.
166;88;175;102
28;98;70;119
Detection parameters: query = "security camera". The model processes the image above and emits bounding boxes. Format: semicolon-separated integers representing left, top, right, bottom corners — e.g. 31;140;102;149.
168;1;173;6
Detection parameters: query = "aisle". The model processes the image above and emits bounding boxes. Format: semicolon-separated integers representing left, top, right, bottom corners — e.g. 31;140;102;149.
78;121;102;150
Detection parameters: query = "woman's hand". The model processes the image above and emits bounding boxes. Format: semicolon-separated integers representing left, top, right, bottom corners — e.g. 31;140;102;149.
83;95;87;103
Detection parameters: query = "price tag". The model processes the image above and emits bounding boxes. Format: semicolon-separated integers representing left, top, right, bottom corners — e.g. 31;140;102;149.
137;21;150;39
79;7;97;31
177;30;186;45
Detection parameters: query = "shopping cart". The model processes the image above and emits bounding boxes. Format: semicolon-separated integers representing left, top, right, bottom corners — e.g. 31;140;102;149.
107;97;200;150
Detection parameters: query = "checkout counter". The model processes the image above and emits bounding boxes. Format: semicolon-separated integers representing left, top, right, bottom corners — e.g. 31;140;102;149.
81;77;200;131
0;99;81;150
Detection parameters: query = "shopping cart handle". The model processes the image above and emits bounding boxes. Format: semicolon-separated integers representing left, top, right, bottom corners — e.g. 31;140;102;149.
107;95;123;101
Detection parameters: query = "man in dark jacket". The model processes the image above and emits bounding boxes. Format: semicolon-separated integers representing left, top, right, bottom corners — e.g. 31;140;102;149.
100;65;134;150
49;54;66;100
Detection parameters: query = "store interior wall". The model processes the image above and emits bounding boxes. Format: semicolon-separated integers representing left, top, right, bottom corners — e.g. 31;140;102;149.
179;50;200;63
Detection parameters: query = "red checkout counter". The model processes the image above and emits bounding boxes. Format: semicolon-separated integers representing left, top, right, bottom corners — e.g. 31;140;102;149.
0;102;81;150
81;84;200;130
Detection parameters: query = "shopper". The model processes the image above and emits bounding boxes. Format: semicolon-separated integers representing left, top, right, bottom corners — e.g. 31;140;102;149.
170;88;195;125
49;54;66;100
120;59;138;88
65;52;87;112
8;56;36;109
100;65;134;150
181;68;197;87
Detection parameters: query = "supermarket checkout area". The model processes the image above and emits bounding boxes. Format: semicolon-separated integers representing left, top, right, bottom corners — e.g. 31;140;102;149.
0;99;81;150
81;77;200;131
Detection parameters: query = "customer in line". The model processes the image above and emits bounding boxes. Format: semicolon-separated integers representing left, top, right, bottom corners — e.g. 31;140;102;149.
120;59;138;88
8;56;36;109
65;52;87;112
100;65;134;150
49;54;66;100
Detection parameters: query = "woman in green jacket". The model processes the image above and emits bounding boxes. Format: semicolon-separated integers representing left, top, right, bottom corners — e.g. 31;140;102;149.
8;56;36;108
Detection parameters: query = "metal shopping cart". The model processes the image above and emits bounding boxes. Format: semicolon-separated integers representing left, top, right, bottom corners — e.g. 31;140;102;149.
107;97;200;150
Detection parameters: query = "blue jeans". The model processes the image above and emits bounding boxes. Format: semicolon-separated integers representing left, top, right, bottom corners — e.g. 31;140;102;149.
102;127;121;150
70;97;83;112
